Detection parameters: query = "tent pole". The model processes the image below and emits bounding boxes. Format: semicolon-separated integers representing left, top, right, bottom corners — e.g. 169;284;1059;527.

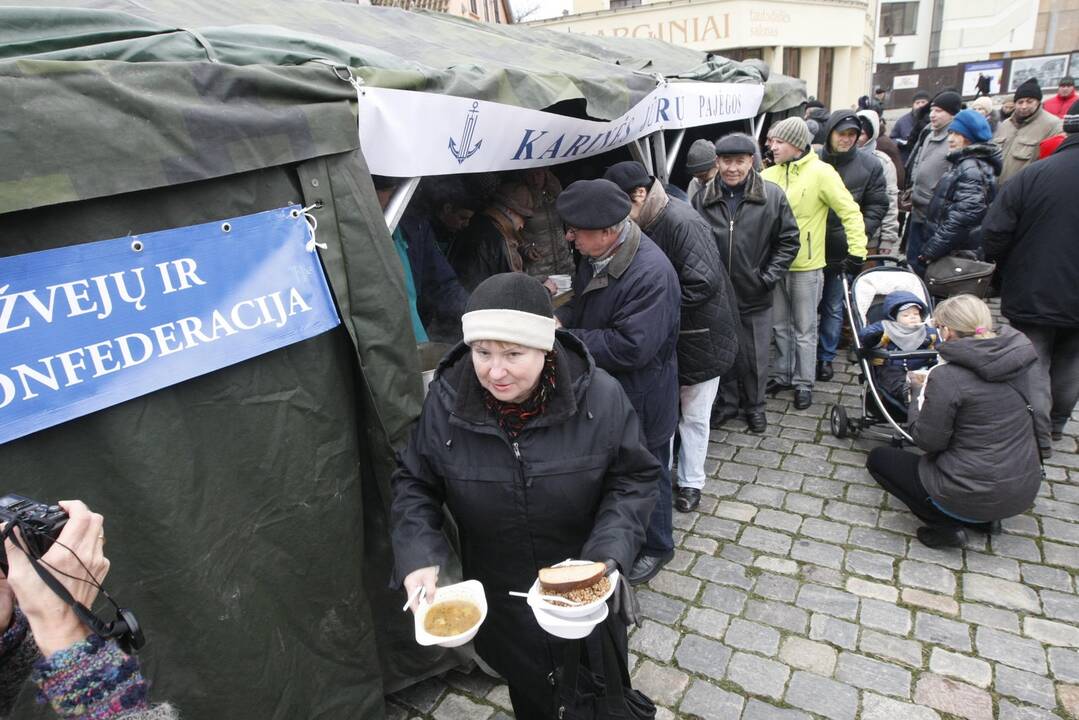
665;129;686;178
628;139;648;169
651;131;669;184
752;113;767;143
384;177;420;233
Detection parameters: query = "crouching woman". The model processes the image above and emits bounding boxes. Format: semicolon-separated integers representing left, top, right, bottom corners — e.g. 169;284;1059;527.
865;294;1042;548
390;273;659;719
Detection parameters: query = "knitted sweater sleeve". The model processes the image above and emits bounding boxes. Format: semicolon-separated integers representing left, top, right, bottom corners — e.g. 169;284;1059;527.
0;610;37;716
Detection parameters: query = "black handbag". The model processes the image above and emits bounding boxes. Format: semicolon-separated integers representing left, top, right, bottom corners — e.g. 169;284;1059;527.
551;620;656;720
925;252;996;298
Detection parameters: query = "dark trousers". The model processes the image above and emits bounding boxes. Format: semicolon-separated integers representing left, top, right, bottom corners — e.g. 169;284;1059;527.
1012;321;1079;444
906;220;928;277
866;447;961;527
719;306;773;414
642;438;674;556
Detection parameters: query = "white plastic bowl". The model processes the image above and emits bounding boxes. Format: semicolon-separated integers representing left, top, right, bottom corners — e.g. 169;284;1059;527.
533;601;609;639
527;561;618;619
413;580;487;648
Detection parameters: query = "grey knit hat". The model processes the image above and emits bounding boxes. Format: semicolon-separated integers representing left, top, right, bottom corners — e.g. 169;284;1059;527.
767;117;812;152
685;139;717;174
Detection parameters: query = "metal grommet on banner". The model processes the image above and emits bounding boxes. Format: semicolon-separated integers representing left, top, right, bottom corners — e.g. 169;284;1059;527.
131;240;144;252
221;222;232;233
301;202;327;252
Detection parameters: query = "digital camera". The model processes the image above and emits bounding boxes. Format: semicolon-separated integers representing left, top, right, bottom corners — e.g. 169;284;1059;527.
0;494;69;574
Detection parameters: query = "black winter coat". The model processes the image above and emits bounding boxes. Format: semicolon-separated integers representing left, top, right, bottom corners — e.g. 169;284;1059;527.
908;326;1042;521
692;170;801;314
983;135;1079;327
447;213;514;292
922;143;1002;262
390;332;660;708
556;224;681;449
640;187;739;385
819;110;889;265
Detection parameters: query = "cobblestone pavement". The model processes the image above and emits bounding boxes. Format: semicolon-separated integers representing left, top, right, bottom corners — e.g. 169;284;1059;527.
387;350;1079;720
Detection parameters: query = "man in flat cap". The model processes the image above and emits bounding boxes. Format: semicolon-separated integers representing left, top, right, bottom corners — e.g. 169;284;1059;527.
693;132;800;433
555;178;681;585
604;160;738;516
448;181;535;292
994;78;1063;184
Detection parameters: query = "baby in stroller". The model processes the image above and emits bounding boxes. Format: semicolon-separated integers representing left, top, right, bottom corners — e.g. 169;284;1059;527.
857;290;940;407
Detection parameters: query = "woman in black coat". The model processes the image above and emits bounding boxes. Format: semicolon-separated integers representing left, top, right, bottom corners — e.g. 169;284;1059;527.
391;273;659;718
865;295;1042;548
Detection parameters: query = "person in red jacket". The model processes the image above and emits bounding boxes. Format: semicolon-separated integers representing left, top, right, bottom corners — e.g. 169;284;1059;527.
1039;98;1079;158
1043;76;1077;118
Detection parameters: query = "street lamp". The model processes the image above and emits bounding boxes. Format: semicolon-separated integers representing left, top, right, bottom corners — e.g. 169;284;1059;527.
884;35;896;61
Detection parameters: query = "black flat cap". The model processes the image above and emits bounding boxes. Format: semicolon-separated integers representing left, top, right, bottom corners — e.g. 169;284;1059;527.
603;161;652;193
556;179;632;229
715;133;758;156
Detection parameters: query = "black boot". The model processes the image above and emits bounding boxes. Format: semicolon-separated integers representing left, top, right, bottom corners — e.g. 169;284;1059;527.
710;406;739;430
746;411;767;434
916;525;967;548
766;379;792;396
816;361;834;382
675;487;701;513
793;388;812;410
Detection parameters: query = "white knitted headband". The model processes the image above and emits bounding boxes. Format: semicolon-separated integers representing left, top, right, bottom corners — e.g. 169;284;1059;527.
462;309;556;352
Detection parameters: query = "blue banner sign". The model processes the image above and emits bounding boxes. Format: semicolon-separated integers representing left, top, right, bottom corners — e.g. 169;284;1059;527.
0;206;340;445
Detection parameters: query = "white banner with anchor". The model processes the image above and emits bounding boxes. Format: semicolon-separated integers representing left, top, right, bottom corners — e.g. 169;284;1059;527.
356;81;764;177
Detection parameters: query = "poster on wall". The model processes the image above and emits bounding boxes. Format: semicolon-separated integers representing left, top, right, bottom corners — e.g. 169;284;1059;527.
961;61;1004;97
1008;54;1069;92
893;74;919;90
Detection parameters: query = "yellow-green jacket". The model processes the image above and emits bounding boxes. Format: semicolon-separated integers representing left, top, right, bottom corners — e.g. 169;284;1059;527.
761;151;867;271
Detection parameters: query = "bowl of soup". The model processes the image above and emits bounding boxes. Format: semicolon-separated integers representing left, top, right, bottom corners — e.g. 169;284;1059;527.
414;579;487;648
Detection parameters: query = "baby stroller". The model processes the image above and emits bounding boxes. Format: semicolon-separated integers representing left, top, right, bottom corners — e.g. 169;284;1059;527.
829;257;939;445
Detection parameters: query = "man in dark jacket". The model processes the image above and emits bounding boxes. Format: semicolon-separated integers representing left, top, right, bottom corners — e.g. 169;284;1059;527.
555;179;681;585
891;89;930;164
604;161;739;514
692;133;800;433
983;111;1079;453
816;110;889;381
448;182;534;291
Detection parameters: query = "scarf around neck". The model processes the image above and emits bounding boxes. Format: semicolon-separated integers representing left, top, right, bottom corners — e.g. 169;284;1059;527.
883;320;929;351
483;350;558;439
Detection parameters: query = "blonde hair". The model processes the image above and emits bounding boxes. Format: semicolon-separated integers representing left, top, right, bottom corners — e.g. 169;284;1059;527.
933;294;997;339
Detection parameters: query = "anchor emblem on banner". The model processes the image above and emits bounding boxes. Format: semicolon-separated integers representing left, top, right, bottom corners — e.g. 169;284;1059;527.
449;101;483;164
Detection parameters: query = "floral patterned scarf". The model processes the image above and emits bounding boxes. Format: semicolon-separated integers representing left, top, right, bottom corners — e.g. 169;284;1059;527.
483;351;558;439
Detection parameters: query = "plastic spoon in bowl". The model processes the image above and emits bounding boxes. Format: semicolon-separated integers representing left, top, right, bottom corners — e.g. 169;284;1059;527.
402;585;426;612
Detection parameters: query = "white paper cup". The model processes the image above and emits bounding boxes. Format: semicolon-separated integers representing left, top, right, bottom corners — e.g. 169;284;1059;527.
413;580;487;648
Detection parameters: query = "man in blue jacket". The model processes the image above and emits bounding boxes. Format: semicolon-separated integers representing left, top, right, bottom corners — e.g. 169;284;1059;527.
555;178;682;585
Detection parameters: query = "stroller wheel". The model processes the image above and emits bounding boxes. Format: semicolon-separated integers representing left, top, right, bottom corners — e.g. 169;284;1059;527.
830;404;849;438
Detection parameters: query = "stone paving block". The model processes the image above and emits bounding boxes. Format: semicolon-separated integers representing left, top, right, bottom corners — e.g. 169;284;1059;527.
964;551;1021;581
718;462;759;484
901;587;960;615
794;441;831;459
802;476;847;499
759;436;797;455
899;560;958;595
963;573;1042;612
1035;497;1079;521
734;446;783;468
976;626;1048;674
682;534;719;555
913;673;993;720
431;694;493;720
1059;684;1079;718
847;549;896;580
700;584;748;614
637;588;686;624
914;612;972;652
690;555;753;590
676;679;744;720
859;629;923;668
850;527;909;555
779;427;817;442
906;542;965;569
1050;647;1079;683
394;677;448;713
797;583;860;620
745;598;809;634
674;633;731;682
997;699;1060;720
1024;617;1079;647
650;569;701;602
960;602;1021;633
860;693;942;720
742;698;812;720
703;477;739;497
720;543;755;566
736;483;784;507
878;510;921;536
784;492;824;516
784;670;859;720
836;651;912;698
780;635;838;676
726;650;791;700
724;617;780;656
632;659;690;707
670;549;697;574
753;556;799;575
714;500;758;522
629;619;681;663
484;684;511;710
823;500;879;527
693;515;743;541
706;441;737;460
754;508;803;533
995;664;1058;709
753;572;800;602
846;485;885;507
846;577;899;602
1042;589;1079;622
1043;517;1079;545
809;613;859;650
858;596;909;631
681;606;729;639
791;538;845;569
739;526;794;555
990;534;1043;562
1020;563;1073;592
672;510;698;531
802;564;846;589
928;648;991;687
799;517;851;544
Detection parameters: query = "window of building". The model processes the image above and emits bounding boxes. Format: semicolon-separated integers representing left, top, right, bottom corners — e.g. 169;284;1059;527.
469;0;477;14
783;47;801;78
879;2;918;37
818;47;834;106
609;0;642;8
725;47;764;61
